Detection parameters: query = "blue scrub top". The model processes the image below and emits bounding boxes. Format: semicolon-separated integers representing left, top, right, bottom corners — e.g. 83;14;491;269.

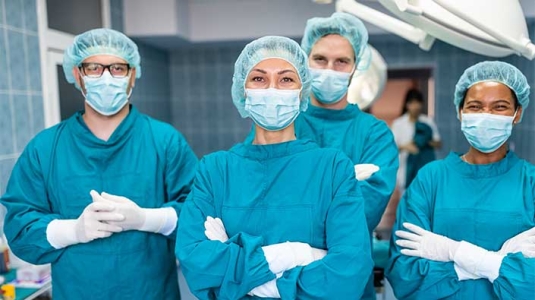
387;151;535;299
1;106;198;300
176;139;373;299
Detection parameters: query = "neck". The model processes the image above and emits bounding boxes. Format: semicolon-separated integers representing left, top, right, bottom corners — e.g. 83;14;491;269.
253;123;296;145
463;145;508;164
83;104;130;141
310;94;348;110
408;113;419;122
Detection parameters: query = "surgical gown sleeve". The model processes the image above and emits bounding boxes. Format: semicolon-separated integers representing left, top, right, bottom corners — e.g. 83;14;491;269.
385;166;462;299
1;137;65;265
360;120;398;231
276;153;373;299
176;156;275;300
492;164;535;299
158;129;197;239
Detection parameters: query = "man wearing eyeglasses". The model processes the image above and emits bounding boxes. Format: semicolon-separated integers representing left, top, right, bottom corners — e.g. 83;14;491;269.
0;28;198;300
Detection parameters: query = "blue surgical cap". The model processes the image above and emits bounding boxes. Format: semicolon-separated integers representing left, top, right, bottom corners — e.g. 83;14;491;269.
63;28;142;86
232;36;311;118
454;61;530;120
301;12;370;70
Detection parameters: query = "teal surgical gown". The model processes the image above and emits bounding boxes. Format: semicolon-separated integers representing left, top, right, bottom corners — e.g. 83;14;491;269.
1;106;198;300
176;140;373;299
386;151;535;299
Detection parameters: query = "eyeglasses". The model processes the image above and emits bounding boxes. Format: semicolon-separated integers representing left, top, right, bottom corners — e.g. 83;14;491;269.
79;63;131;78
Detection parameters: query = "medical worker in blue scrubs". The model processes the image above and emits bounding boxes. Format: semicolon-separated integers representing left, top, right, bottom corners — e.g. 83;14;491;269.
387;61;535;299
301;12;399;299
1;28;197;299
176;36;373;299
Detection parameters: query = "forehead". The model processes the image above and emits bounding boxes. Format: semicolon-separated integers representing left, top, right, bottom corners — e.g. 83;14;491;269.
250;58;297;73
465;81;515;103
310;34;353;58
83;54;127;64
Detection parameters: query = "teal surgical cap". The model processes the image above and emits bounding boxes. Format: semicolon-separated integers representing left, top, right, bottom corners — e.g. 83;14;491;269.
301;12;370;70
63;28;141;86
232;36;311;118
454;61;530;121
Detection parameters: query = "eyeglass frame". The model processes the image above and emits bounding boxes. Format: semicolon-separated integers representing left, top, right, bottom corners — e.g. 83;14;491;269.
78;63;132;78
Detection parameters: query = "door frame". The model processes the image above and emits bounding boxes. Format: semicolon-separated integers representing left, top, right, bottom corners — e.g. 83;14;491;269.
37;0;111;127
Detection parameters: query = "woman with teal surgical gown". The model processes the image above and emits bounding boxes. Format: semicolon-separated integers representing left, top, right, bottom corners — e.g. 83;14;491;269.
386;61;535;299
176;36;373;300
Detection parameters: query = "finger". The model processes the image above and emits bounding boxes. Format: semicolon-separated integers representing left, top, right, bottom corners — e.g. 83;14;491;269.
403;223;428;235
88;201;116;212
400;249;421;257
94;212;125;222
204;220;219;232
93;230;113;239
101;192;129;203
90;190;104;202
395;230;422;242
206;216;214;222
205;230;222;241
96;222;123;233
214;217;225;229
396;239;420;250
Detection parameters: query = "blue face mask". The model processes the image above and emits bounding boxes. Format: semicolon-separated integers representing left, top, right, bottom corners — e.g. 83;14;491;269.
244;88;301;131
82;71;131;116
310;68;352;104
461;112;516;153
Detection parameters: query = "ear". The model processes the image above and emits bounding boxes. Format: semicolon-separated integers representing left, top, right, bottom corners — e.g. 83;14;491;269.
458;107;463;121
513;106;522;125
73;67;82;88
128;69;137;94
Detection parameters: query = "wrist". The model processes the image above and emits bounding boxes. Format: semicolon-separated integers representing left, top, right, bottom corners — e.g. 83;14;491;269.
139;207;177;235
46;219;79;249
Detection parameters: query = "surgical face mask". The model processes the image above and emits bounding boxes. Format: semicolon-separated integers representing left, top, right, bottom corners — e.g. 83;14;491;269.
82;71;131;116
310;68;352;104
244;88;301;131
461;112;516;153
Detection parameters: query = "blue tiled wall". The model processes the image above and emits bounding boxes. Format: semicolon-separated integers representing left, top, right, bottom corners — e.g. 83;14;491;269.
170;44;252;157
111;0;172;123
0;0;43;194
170;25;535;161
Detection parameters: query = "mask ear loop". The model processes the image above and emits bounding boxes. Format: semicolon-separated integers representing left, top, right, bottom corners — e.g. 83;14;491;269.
512;109;519;124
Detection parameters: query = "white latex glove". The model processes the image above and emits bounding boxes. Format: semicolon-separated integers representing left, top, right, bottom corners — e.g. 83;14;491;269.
203;217;327;275
261;242;326;275
454;263;480;281
499;227;535;258
354;164;380;181
395;222;460;262
46;196;124;249
204;216;229;242
453;241;504;283
99;192;177;235
248;272;283;298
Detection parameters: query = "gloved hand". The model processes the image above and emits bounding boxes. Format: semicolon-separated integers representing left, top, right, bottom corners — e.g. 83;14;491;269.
498;227;535;258
46;194;124;249
99;192;177;235
453;241;504;283
204;216;229;242
262;242;327;275
203;217;327;274
395;222;460;262
354;164;380;181
248;272;282;298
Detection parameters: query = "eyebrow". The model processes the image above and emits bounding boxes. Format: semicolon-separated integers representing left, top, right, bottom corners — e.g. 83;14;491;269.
250;68;267;74
278;69;296;75
250;69;296;75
